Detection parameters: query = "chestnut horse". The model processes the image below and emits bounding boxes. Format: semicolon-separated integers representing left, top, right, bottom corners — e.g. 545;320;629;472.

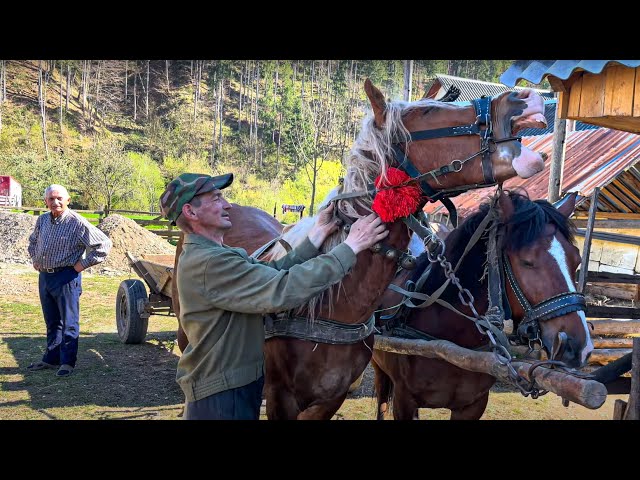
173;78;549;419
372;190;594;420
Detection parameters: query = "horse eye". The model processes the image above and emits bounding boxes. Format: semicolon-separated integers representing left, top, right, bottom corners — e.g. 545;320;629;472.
521;260;535;268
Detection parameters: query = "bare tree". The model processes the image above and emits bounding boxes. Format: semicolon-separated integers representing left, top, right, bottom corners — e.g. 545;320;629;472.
145;60;150;118
38;60;50;159
66;62;72;112
133;67;137;121
58;61;63;130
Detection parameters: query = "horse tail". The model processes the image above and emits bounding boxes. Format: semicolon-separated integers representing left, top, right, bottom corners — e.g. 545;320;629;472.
371;358;393;420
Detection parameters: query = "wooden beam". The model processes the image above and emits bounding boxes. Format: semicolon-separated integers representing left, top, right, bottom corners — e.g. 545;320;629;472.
590;348;633;365
373;335;607;409
573;219;640;229
578;187;600;293
575;229;640;247
589;319;640;335
587;306;640;319
578;271;640;285
574;212;640;220
593;337;635;349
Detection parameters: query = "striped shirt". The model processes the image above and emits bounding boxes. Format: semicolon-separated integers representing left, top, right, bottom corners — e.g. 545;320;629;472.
28;209;112;270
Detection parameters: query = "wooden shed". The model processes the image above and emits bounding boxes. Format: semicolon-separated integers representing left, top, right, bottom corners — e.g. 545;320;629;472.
501;60;640;133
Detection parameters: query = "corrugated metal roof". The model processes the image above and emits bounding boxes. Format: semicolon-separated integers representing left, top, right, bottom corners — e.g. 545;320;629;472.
426;74;554;102
423;128;640;220
516;100;600;136
500;60;640;88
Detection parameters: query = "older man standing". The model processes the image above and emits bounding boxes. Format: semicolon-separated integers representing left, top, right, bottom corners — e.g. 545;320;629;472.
27;184;112;377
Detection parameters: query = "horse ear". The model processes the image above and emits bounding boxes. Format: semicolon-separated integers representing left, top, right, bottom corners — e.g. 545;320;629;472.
555;191;578;219
498;190;515;222
364;78;387;128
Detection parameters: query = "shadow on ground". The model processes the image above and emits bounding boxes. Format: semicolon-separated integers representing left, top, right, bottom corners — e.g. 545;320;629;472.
1;331;183;416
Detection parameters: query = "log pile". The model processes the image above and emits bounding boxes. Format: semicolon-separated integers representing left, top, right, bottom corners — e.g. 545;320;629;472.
588;318;640;366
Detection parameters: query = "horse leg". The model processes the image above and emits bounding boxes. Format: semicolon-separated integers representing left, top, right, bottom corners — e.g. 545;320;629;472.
390;387;419;420
371;359;393;420
265;387;300;420
449;393;489;420
297;396;348;420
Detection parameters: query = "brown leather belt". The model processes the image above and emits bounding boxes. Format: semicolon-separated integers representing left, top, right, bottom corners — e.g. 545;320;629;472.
42;266;72;273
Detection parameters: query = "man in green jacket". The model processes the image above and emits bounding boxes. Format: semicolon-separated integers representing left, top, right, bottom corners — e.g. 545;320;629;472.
160;172;388;420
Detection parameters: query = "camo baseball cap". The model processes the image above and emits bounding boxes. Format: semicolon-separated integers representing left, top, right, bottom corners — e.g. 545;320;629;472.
160;172;233;225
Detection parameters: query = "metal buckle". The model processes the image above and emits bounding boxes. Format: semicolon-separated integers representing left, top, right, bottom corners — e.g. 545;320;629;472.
45;268;56;273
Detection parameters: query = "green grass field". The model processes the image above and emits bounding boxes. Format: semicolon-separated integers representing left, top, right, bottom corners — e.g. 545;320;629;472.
0;266;621;420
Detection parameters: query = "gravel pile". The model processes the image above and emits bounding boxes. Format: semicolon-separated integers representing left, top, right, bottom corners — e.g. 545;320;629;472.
0;211;38;265
96;214;176;274
0;210;175;275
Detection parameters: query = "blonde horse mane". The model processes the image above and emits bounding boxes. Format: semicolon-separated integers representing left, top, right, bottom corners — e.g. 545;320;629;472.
257;97;443;318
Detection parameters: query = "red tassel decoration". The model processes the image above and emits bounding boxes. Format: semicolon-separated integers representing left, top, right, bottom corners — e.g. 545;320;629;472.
371;167;422;222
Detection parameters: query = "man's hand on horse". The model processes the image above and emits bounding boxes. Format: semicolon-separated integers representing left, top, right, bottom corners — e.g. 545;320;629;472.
345;213;389;254
308;202;341;249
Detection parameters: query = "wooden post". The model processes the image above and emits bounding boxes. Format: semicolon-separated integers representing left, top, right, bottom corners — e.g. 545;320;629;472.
548;94;568;203
273;202;277;218
578;187;600;293
167;224;174;243
625;337;640;420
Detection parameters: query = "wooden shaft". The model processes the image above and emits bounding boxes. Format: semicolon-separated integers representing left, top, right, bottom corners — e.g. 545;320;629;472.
373;335;607;410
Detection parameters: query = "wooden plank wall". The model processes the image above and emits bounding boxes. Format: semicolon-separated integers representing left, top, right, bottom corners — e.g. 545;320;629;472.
558;65;640;133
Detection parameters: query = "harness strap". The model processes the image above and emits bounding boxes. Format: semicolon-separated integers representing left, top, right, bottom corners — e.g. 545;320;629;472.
250;236;292;259
471;96;496;185
264;312;376;345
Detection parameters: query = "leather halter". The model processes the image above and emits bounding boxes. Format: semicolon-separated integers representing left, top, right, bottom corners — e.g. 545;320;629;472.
392;96;521;228
501;250;587;345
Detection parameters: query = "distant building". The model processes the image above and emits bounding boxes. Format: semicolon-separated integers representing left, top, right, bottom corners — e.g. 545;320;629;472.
0;176;22;207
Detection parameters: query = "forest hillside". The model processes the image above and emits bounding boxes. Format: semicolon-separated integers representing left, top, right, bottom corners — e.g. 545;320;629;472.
0;60;517;218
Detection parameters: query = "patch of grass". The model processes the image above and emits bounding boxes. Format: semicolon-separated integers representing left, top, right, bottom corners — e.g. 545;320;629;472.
0;270;184;420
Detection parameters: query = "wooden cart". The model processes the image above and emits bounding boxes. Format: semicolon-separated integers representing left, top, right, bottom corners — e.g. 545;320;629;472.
115;251;175;343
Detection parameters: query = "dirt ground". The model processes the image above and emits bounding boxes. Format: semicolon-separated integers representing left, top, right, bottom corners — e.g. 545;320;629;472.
0;261;627;420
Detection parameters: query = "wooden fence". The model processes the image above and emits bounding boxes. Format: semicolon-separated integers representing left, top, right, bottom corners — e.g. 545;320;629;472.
1;205;181;242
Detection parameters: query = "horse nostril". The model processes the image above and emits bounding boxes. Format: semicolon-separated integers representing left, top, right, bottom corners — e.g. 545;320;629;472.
552;331;568;360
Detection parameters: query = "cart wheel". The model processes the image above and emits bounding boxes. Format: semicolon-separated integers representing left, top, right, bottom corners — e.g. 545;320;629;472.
116;279;149;344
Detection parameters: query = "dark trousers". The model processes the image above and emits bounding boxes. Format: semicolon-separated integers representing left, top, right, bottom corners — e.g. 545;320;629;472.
184;376;265;420
38;268;82;368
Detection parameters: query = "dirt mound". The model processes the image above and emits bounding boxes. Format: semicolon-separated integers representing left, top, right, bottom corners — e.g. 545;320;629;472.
0;211;38;265
0;211;175;275
96;214;176;274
